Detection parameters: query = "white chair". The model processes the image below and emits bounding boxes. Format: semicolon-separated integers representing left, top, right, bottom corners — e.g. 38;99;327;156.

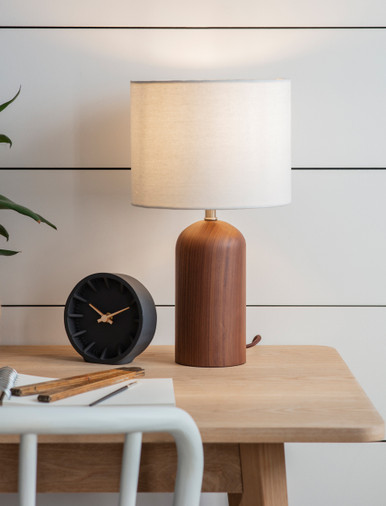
0;405;203;506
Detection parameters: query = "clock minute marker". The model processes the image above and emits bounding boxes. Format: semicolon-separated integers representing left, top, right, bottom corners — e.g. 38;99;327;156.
73;293;88;303
84;341;95;353
87;280;97;292
72;330;87;338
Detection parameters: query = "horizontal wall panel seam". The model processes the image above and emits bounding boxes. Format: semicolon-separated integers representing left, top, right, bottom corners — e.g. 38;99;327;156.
1;168;386;171
3;305;386;308
1;26;386;30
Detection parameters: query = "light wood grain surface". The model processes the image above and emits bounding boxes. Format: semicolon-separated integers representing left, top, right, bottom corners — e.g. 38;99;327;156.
228;444;288;506
0;345;383;443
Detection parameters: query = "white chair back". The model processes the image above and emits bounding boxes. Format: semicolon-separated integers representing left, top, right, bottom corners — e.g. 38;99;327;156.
0;405;203;506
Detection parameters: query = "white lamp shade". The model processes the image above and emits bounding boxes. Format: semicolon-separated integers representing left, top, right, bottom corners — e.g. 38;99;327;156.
130;80;291;209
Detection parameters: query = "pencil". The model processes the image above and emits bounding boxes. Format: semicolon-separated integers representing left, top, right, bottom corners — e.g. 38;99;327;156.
89;381;138;406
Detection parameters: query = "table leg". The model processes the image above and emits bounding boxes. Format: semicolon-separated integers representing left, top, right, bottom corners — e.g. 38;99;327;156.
228;443;288;506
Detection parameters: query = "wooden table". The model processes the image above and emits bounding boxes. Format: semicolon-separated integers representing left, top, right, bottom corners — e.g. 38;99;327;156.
0;345;384;505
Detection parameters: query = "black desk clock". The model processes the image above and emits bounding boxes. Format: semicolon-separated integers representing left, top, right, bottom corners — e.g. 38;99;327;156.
64;273;157;364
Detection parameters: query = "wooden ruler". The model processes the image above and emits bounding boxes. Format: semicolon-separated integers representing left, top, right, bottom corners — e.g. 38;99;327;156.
11;367;144;402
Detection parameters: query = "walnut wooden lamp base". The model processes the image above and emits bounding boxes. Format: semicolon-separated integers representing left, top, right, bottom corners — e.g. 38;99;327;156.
175;211;246;367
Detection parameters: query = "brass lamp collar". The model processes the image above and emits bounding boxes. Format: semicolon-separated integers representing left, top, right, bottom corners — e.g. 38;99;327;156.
204;210;217;221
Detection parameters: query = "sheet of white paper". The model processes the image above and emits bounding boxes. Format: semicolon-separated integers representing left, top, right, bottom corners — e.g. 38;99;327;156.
4;374;175;407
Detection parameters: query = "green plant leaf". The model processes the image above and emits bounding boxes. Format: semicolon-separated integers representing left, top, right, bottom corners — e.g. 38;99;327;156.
0;224;9;241
0;134;12;147
34;213;57;229
0;87;21;113
0;249;19;256
0;194;57;229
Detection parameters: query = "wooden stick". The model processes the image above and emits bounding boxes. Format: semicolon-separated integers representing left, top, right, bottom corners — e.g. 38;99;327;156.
11;367;144;396
37;370;145;403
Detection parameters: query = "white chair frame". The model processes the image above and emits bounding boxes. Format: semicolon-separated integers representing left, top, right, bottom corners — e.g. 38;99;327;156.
0;405;204;506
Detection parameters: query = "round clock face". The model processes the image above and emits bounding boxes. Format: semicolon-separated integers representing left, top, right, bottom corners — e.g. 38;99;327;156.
64;273;157;364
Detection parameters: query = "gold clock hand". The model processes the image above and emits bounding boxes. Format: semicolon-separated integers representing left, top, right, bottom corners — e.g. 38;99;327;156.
97;306;130;325
89;304;113;325
89;303;104;316
97;313;114;324
108;306;131;318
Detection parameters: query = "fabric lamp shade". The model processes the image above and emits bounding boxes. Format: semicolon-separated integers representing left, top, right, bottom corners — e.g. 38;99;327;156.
130;80;291;210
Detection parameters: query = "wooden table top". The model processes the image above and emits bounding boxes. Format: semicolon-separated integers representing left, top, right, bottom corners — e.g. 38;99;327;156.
0;345;384;443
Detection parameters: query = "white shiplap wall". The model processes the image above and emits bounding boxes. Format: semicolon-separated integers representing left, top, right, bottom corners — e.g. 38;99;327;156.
0;3;385;506
1;30;386;168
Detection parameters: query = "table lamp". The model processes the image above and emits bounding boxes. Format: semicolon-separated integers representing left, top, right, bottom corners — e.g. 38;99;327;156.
130;80;291;367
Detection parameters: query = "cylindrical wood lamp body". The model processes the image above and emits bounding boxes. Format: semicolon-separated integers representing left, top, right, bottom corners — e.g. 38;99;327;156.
175;219;246;367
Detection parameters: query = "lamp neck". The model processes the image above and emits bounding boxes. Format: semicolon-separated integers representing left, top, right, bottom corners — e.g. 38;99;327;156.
204;210;218;221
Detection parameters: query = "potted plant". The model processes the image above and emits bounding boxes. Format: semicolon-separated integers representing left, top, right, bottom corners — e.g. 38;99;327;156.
1;88;56;256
